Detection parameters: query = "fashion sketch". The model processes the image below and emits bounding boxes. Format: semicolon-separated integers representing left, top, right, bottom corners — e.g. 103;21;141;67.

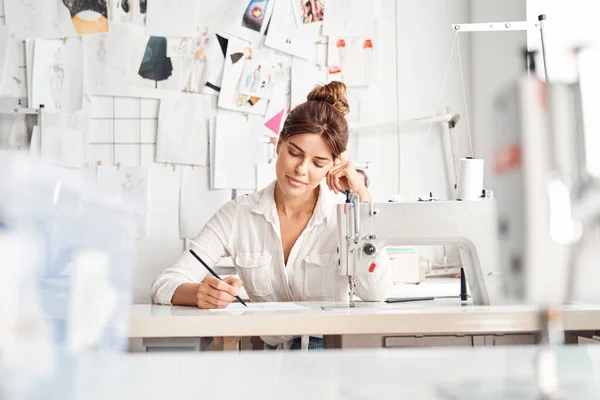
242;0;270;32
48;48;65;109
138;36;173;88
61;0;109;34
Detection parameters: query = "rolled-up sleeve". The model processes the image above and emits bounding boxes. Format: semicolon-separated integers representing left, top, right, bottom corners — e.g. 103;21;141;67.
151;200;237;304
354;251;392;302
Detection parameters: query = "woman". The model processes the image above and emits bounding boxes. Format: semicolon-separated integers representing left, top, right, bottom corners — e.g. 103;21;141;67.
152;81;391;349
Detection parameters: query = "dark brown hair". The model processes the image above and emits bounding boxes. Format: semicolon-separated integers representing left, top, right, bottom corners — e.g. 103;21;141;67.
279;81;349;159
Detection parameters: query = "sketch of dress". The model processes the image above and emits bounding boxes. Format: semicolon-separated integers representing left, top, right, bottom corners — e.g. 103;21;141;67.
62;0;109;34
48;49;65;109
138;37;173;88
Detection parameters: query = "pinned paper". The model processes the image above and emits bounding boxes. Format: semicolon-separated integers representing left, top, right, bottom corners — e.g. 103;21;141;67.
265;109;284;134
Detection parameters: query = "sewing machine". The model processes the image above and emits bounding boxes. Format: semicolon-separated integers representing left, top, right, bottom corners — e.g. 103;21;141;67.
337;193;503;306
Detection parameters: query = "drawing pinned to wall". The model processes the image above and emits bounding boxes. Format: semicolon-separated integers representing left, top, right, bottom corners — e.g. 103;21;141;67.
130;33;181;92
264;0;323;61
82;24;132;94
111;0;146;25
327;36;377;86
241;0;270;32
292;0;324;26
197;0;275;44
322;0;375;38
167;27;226;95
61;0;109;35
138;37;173;88
32;39;83;112
146;0;200;38
218;37;269;115
97;166;149;239
238;60;275;98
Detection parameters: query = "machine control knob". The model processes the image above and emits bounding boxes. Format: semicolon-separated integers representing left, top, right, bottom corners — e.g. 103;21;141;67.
363;243;376;256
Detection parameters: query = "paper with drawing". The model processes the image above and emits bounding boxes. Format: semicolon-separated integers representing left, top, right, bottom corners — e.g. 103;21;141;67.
265;0;323;61
97;166;149;239
32;38;83;112
4;0;108;39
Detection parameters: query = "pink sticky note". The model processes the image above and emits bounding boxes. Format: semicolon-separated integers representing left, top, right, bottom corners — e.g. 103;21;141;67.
265;109;285;134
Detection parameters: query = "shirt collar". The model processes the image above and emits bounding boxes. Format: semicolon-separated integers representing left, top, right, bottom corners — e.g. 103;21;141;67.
250;180;333;229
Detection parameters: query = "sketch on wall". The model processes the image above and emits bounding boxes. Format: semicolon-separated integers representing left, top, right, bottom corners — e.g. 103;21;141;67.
327;37;377;86
241;0;270;32
112;0;146;25
82;24;132;93
292;0;324;26
61;0;109;35
138;36;173;88
97;166;149;239
32;39;83;112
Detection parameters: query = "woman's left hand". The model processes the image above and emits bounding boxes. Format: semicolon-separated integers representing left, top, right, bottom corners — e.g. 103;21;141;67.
326;154;371;202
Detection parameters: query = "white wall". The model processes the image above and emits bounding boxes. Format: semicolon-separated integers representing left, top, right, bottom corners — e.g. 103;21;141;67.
469;0;527;185
384;0;472;202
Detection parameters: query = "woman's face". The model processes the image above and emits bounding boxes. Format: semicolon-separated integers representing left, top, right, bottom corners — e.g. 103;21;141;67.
276;133;336;197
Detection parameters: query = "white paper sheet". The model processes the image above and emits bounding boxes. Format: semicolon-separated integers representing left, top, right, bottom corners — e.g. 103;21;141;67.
110;0;146;25
97;166;149;239
322;0;375;38
146;0;200;38
180;166;231;239
213;110;265;189
4;0;108;39
82;24;132;94
208;302;309;313
198;0;275;44
4;0;67;39
0;27;12;93
29;126;41;158
156;93;216;166
264;0;323;61
256;163;276;190
290;44;328;108
41;126;85;168
26;40;34;105
327;36;377;87
32;39;83;112
291;0;324;27
218;37;269;115
345;87;372;127
0;30;26;98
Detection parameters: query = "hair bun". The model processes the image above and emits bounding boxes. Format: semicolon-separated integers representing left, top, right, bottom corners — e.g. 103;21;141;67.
306;81;349;116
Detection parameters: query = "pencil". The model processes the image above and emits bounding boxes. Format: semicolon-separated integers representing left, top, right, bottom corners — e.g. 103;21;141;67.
189;249;247;307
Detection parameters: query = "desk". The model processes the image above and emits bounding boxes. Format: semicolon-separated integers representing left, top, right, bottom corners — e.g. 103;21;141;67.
24;346;600;399
130;300;600;351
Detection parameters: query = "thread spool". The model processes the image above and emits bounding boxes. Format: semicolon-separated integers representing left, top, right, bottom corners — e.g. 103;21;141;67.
456;157;484;200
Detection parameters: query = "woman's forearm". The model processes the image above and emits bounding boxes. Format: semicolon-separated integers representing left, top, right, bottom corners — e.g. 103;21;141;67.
171;283;201;306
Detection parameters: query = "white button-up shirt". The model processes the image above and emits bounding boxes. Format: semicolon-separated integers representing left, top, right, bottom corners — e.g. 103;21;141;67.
152;181;392;345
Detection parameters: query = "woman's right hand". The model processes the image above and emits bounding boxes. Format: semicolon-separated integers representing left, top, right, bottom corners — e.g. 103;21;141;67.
196;276;243;309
